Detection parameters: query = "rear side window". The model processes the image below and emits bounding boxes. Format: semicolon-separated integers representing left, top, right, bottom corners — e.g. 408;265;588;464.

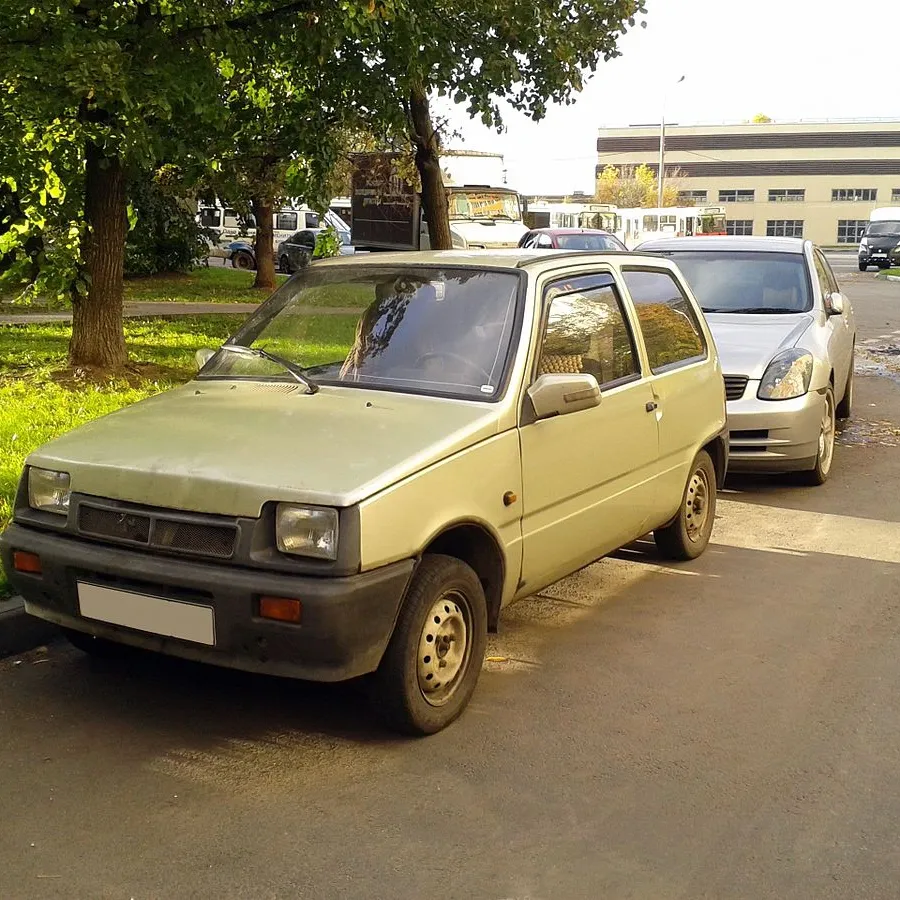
622;269;707;374
276;211;298;231
539;279;640;388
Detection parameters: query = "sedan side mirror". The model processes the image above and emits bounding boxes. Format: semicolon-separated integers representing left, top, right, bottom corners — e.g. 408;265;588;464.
527;373;601;420
826;292;845;316
195;348;215;370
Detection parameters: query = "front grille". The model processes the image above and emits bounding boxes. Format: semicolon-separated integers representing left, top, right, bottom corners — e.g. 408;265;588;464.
77;502;237;560
724;375;749;401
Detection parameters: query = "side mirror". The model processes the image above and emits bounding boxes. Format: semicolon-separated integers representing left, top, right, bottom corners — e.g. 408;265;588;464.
195;348;215;370
826;292;845;316
527;373;601;420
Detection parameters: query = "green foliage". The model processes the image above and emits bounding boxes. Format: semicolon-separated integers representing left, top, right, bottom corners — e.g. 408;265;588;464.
313;227;342;259
595;163;682;207
125;169;209;277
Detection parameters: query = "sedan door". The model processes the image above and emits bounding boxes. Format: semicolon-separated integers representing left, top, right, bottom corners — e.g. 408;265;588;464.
813;248;854;395
518;271;660;594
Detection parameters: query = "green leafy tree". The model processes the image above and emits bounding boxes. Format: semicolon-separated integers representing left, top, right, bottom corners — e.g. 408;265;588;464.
595;163;683;207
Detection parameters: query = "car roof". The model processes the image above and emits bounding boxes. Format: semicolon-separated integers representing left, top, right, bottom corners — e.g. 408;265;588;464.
527;228;616;236
636;235;807;254
311;249;659;270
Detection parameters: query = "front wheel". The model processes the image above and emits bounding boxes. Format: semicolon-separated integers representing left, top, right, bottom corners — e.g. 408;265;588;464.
798;386;836;486
372;554;487;736
858;260;868;272
279;255;293;275
654;450;717;561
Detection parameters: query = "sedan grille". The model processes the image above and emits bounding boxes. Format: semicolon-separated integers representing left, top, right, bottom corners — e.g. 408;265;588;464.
723;375;749;401
77;503;237;560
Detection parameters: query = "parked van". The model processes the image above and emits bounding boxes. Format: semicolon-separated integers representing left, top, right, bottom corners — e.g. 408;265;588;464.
858;207;900;271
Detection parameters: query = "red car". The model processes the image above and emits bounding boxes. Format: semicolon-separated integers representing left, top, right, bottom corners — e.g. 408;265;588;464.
518;228;628;252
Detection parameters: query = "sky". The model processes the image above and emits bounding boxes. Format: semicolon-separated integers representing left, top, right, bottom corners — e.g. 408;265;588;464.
435;0;893;194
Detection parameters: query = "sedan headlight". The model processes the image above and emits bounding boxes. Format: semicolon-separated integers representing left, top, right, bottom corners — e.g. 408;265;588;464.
757;350;814;400
28;467;71;515
275;503;339;560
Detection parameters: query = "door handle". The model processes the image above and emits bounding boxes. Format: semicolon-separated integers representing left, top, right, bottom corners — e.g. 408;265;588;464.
646;401;658;412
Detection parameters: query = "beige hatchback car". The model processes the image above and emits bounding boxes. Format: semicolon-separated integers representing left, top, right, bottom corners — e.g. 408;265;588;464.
2;251;727;734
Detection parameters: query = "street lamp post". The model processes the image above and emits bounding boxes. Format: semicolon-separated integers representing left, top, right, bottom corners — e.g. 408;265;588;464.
657;75;686;212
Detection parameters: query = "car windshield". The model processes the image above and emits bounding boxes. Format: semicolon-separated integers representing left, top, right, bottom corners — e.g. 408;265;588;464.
657;251;812;314
450;191;521;221
555;233;623;251
198;265;523;400
865;221;900;236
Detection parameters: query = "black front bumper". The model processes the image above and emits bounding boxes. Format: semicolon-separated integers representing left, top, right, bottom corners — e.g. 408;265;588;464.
0;524;415;682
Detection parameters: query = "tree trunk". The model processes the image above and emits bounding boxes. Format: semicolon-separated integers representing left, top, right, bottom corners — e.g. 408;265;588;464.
69;143;128;369
409;85;452;250
251;197;276;290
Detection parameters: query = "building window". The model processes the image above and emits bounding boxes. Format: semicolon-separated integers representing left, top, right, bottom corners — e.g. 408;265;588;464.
767;220;804;238
892;189;900;203
677;190;708;206
832;188;877;202
768;189;805;202
837;220;869;244
719;189;754;203
726;219;754;236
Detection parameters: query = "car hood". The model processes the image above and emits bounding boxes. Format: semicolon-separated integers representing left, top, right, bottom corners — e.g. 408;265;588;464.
451;220;529;249
28;382;502;517
863;235;900;250
705;313;813;379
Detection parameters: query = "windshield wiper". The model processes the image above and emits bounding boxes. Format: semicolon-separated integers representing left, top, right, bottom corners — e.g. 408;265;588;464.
729;307;798;315
218;344;319;394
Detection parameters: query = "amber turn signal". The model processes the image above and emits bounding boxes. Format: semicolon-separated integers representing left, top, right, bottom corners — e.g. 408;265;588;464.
12;550;42;575
258;596;302;623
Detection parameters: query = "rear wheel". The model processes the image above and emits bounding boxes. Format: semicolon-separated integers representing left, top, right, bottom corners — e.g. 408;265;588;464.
232;249;255;270
372;554;487;736
654;450;717;561
798;386;836;486
836;356;854;420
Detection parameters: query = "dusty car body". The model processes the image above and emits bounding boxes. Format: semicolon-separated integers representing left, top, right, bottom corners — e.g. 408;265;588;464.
2;250;727;734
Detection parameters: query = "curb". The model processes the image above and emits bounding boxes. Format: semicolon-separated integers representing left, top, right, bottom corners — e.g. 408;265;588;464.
876;274;900;282
0;596;59;658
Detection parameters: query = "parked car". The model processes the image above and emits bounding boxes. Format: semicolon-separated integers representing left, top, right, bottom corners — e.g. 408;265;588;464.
638;236;856;484
1;250;727;734
277;228;355;274
518;227;627;252
859;218;900;271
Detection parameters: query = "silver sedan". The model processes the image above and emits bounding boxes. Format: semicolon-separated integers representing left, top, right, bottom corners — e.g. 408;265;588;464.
637;236;856;485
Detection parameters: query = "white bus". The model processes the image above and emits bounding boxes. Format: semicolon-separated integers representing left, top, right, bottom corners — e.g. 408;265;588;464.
524;200;621;233
616;205;727;249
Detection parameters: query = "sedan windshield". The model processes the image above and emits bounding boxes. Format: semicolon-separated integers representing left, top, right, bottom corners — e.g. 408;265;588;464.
198;265;523;400
657;251;812;314
555;233;624;251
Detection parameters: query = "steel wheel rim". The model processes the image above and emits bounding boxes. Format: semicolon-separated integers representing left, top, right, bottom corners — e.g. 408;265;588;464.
417;590;471;707
684;467;711;542
819;391;836;475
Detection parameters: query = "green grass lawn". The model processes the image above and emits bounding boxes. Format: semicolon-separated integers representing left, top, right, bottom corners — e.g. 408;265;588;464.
0;313;358;596
2;265;372;309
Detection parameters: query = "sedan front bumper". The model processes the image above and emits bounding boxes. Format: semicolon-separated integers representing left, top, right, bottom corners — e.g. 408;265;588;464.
726;383;825;472
1;524;415;682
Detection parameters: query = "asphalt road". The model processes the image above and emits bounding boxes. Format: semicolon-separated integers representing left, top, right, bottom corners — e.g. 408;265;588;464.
3;267;900;899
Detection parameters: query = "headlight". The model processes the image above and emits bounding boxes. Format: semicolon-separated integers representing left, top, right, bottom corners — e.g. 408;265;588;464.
275;504;338;559
757;350;813;400
28;467;71;515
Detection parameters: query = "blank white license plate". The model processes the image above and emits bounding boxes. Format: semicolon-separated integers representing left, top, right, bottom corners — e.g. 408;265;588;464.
77;583;215;646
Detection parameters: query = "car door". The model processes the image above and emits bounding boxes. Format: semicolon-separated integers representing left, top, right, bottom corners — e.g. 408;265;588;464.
620;267;714;519
813;248;853;392
518;271;661;594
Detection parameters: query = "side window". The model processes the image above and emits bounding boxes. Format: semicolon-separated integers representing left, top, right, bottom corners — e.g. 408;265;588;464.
276;211;298;231
814;250;838;296
536;234;553;249
538;280;640;388
306;213;320;228
622;269;707;374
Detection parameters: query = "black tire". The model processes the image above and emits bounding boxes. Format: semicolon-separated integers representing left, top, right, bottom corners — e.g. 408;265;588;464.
372;554;487;736
858;260;868;272
279;255;293;275
836;355;854;420
654;450;717;561
232;250;255;270
797;386;836;486
62;627;135;659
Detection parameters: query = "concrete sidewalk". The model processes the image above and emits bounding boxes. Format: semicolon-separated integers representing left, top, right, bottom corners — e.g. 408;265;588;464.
0;301;364;326
0;596;57;657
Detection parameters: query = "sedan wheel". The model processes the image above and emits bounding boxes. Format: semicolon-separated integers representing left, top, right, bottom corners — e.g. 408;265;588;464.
799;387;836;486
654;450;717;560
